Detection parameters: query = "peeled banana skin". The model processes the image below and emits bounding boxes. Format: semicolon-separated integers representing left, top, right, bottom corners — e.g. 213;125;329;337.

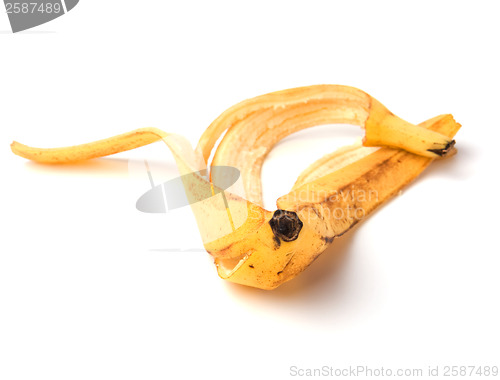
11;85;461;290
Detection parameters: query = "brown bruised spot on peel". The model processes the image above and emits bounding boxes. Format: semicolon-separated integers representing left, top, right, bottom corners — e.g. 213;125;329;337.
321;236;335;244
273;235;281;249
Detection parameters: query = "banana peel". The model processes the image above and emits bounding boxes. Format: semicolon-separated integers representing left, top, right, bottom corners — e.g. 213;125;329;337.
11;85;461;290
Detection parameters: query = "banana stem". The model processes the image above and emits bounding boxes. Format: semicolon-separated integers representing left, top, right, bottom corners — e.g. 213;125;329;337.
363;99;456;158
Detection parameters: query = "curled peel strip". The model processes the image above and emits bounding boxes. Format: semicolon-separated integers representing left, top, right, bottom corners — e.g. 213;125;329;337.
11;85;461;290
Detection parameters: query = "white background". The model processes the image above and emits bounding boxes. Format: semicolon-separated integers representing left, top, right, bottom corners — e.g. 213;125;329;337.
1;1;499;379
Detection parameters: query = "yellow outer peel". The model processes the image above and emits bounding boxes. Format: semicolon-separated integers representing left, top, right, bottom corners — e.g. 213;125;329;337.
10;85;461;290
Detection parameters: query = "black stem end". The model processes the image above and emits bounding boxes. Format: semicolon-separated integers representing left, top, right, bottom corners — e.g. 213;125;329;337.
427;139;456;157
269;209;303;243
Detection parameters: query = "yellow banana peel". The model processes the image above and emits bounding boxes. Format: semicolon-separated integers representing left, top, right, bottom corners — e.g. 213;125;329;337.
11;85;461;290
